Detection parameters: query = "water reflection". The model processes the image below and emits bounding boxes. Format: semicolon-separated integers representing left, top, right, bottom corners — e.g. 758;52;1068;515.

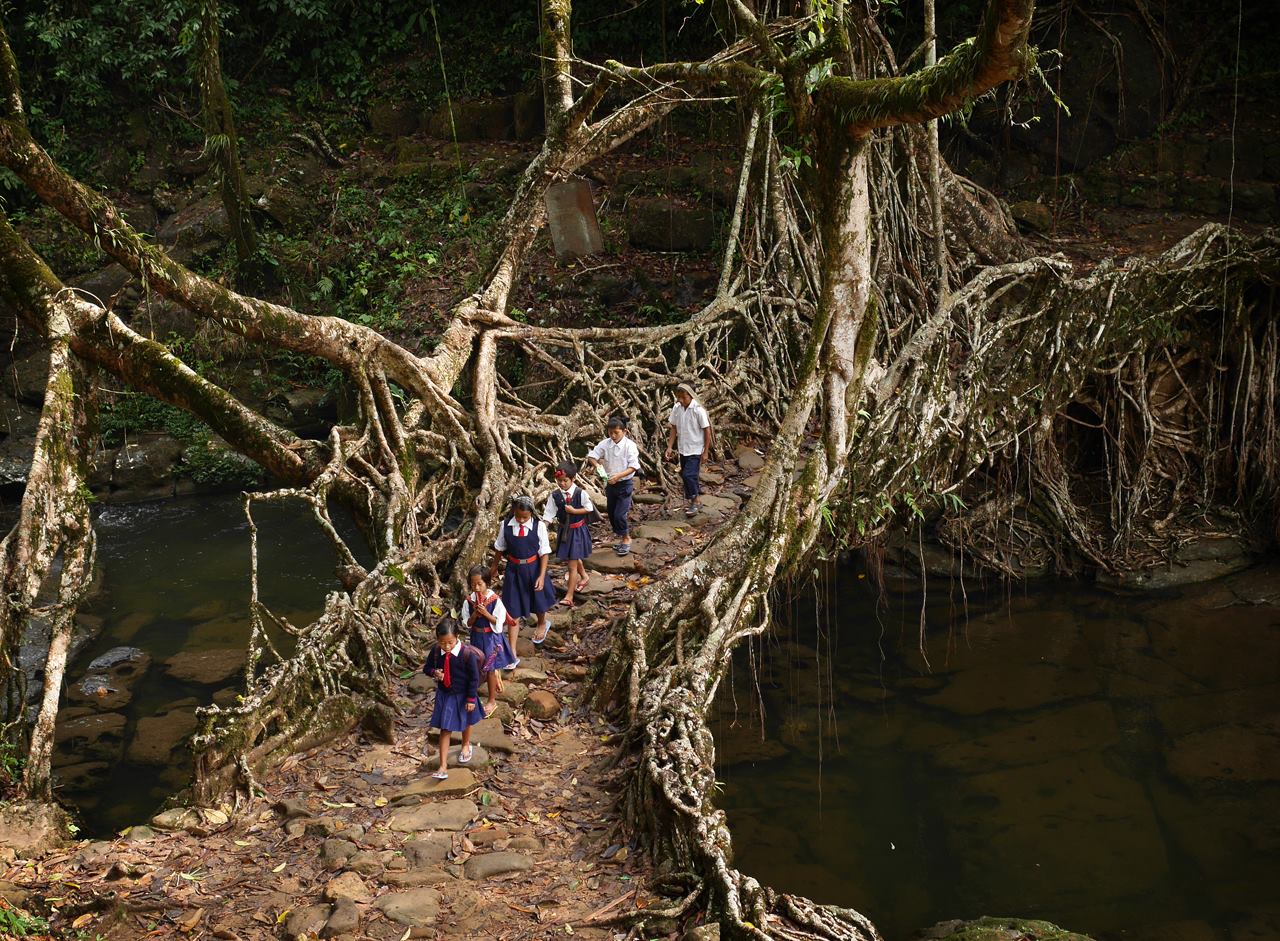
53;495;366;835
713;562;1280;941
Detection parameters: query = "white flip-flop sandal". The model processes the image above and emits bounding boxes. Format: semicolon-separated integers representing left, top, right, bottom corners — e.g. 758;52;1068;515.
459;745;474;764
431;769;449;780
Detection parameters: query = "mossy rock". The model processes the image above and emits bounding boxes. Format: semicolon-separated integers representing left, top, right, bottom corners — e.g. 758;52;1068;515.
919;917;1097;941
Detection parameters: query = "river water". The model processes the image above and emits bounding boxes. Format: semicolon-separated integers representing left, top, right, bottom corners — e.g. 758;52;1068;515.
713;561;1280;941
54;495;362;835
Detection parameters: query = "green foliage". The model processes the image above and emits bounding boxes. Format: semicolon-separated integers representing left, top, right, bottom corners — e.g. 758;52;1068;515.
98;394;263;488
0;740;22;784
302;171;492;332
0;899;47;938
99;395;202;447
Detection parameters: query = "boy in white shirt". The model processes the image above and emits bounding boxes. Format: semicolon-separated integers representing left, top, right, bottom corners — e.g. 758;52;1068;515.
664;383;712;518
585;416;641;555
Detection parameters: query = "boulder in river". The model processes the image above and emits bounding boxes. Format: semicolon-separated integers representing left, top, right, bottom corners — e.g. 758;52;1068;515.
54;711;127;764
917;917;1096;940
127;700;199;764
164;647;246;684
66;646;152;711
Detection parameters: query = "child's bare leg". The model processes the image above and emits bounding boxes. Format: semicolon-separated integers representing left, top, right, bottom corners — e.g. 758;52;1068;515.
565;563;580;602
507;618;519;660
486;672;498;707
437;730;450;771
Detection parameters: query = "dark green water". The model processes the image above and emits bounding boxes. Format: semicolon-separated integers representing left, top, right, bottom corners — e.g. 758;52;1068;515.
56;495;363;835
713;563;1280;941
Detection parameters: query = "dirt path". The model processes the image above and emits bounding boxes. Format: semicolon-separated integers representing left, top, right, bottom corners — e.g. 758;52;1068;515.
2;455;761;941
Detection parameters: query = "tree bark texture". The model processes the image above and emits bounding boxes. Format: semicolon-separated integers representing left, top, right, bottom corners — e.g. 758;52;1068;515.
1;2;1278;937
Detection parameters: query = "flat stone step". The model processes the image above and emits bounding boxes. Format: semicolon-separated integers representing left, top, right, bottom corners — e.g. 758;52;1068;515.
391;768;479;803
388;798;477;833
463;851;534;880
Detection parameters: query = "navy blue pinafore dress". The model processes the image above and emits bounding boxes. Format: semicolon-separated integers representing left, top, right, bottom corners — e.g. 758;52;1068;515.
553;487;593;561
501;518;558;618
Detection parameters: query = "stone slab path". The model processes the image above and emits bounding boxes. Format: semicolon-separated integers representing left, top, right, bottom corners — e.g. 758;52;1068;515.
3;457;756;941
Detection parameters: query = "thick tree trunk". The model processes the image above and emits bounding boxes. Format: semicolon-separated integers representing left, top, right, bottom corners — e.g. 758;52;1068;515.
195;0;259;280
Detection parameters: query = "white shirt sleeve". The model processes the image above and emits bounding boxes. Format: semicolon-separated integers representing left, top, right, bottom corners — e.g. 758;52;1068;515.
493;521;508;553
668;406;679;426
587;438;607;461
491;596;508;624
625;438;641;471
536;520;552;556
542;495;558;524
696;405;711;429
461;598;473;622
580;490;595;511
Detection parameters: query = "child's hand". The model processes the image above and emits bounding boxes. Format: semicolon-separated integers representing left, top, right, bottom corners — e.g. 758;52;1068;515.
433;669;444;680
534;575;545;592
466;702;475;713
665;447;675;461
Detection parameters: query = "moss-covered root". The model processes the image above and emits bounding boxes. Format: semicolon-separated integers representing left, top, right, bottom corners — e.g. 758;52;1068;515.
920;916;1097;941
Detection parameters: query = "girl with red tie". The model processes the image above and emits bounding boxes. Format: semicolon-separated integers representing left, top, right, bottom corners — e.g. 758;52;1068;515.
489;494;558;648
421;619;485;778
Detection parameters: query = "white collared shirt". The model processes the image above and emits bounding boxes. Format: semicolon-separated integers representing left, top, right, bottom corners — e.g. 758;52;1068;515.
492;515;552;555
588;435;640;476
447;640;462;657
542;483;595;523
669;399;711;456
461;591;507;627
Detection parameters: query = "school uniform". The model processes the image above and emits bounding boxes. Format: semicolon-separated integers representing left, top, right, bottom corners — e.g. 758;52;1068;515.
588;436;640;537
461;591;517;672
542;484;594;560
669;399;711;500
494;516;558;617
423;640;485;732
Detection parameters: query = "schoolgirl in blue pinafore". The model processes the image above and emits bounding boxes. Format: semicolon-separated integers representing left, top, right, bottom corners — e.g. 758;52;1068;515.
551;485;593;560
423;639;484;733
496;520;558;616
491;495;558;646
462;587;517;673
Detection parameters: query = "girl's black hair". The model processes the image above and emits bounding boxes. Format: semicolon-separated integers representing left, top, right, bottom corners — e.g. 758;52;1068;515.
436;618;461;638
555;460;578;478
607;414;628;430
466;564;488;583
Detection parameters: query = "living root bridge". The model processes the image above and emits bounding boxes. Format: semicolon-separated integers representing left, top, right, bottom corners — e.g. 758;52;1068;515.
598;224;1280;941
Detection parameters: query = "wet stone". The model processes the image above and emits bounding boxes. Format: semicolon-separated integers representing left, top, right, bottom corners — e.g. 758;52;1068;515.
464;851;534;879
127;703;198;764
54;712;126;764
164;648;246;684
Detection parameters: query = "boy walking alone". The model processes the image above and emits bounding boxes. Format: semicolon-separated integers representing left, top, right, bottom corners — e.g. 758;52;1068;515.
665;383;712;518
